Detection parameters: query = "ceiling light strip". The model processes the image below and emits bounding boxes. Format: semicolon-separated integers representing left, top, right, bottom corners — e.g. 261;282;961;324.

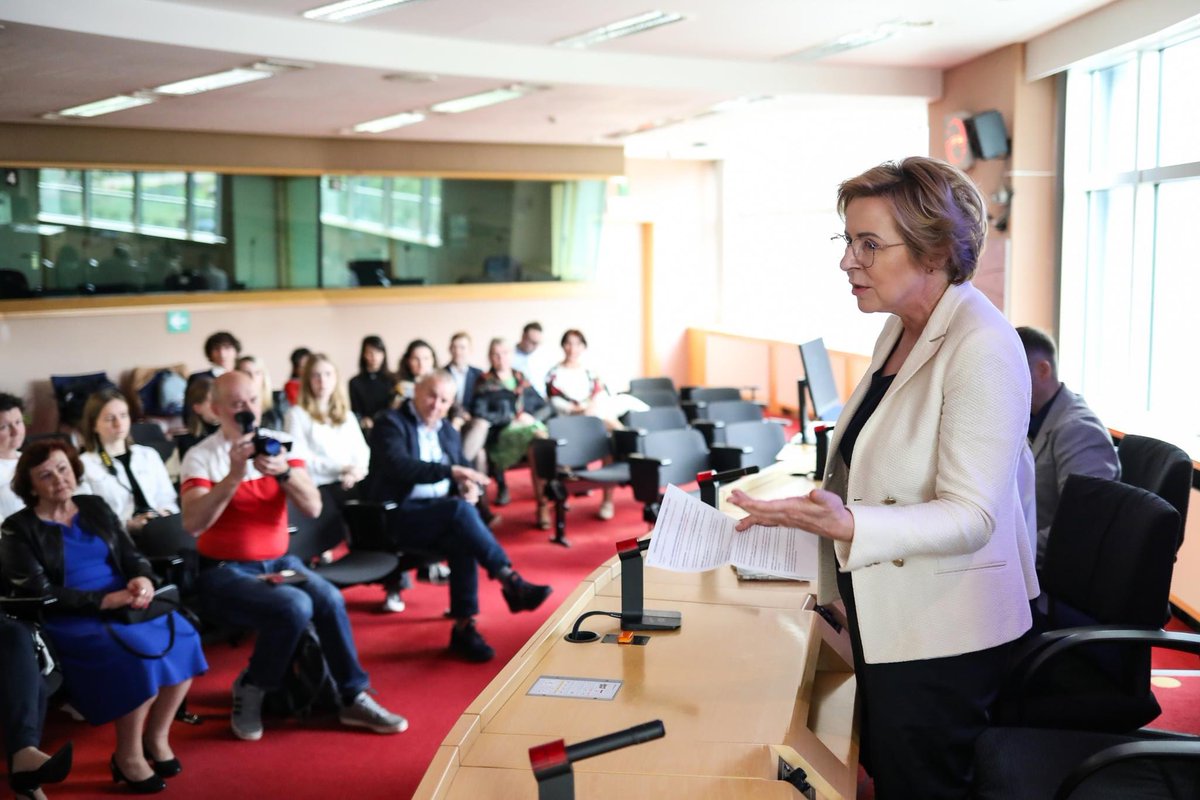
54;94;155;118
554;10;686;49
429;85;538;114
302;0;419;23
353;111;427;133
153;68;273;96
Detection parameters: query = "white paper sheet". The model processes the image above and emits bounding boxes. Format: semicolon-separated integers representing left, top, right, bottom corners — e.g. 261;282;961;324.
646;484;820;581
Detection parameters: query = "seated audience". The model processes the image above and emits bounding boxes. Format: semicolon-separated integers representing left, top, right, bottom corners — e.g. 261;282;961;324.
78;389;178;536
283;348;311;407
472;338;550;527
394;339;437;402
364;373;552;661
510;321;556;398
1;441;206;794
348;335;394;432
0;616;74;800
1;392;27;521
285;353;369;494
180;372;406;741
236;355;285;430
185;331;241;426
174;377;219;460
444;333;488;467
1018;326;1120;565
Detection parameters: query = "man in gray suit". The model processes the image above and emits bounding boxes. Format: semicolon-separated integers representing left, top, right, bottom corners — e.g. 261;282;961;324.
1017;327;1120;566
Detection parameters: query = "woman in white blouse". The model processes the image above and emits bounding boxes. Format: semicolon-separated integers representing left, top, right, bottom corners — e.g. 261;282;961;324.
78;388;178;534
285;353;369;492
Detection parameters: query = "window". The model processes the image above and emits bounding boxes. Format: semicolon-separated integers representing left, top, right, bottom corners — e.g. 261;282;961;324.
1060;31;1200;437
319;175;442;247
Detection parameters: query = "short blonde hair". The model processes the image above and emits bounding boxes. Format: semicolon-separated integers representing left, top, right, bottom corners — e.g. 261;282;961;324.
837;156;987;284
299;353;350;425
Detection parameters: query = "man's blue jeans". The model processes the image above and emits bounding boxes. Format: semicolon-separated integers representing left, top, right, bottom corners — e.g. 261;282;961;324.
392;497;510;619
198;554;369;697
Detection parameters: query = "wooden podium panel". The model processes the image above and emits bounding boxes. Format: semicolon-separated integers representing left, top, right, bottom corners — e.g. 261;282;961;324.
437;766;800;800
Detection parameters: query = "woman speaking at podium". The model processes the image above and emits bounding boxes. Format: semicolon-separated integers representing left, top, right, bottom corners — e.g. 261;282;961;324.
731;156;1038;800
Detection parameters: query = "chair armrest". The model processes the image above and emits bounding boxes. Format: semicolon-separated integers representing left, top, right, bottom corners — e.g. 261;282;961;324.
530;437;566;481
612;428;647;460
709;445;750;473
1057;738;1200;800
691;419;725;446
627;452;670;505
681;400;706;421
0;596;57;621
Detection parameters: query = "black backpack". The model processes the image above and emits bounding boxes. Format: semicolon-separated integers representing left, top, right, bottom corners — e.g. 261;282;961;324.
262;627;340;718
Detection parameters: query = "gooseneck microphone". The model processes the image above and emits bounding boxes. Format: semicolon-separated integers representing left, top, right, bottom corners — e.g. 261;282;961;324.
529;720;666;800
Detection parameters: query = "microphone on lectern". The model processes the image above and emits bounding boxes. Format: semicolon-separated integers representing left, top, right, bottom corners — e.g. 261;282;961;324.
529;720;666;800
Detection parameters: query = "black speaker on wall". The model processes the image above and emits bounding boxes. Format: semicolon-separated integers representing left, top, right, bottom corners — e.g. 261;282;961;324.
965;110;1010;160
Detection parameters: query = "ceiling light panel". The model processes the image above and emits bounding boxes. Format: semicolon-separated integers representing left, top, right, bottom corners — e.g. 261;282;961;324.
554;11;687;49
302;0;421;23
352;111;426;133
786;20;933;61
153;68;273;96
53;94;154;118
429;85;540;114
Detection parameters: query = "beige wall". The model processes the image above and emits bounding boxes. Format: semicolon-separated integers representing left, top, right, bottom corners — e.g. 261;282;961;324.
928;44;1059;331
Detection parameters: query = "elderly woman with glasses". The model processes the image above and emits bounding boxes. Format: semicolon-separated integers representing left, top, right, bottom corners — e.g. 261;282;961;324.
731;156;1038;800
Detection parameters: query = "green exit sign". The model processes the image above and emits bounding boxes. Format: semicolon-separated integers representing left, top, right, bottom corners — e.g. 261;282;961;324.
166;310;191;333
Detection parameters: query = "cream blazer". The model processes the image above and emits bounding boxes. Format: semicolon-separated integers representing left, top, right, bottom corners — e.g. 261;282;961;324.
819;281;1040;665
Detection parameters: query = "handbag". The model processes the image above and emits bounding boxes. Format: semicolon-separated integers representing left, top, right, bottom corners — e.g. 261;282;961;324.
103;584;180;659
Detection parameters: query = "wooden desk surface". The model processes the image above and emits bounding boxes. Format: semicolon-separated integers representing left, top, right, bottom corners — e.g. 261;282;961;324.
414;456;858;800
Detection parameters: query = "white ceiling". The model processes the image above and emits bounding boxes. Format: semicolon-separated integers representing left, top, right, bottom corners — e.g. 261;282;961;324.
0;0;1116;150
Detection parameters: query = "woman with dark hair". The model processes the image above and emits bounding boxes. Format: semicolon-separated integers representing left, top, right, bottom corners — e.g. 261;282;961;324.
1;440;207;795
394;339;437;403
730;156;1038;799
283;347;312;407
174;376;218;460
348;335;394;431
78;389;178;536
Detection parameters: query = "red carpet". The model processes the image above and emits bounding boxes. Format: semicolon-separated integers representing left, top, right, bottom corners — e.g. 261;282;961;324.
26;464;1200;798
36;472;652;799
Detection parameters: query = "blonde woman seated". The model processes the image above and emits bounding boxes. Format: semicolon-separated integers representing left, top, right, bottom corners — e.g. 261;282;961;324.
78;389;178;537
473;338;550;528
236;355;285;431
1;441;206;794
285;353;369;495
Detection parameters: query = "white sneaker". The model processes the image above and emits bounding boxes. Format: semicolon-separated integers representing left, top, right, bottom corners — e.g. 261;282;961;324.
381;592;406;613
339;691;408;734
231;670;265;741
597;500;615;521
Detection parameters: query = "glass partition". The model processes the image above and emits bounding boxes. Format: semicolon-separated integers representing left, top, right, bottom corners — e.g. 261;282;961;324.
0;166;606;300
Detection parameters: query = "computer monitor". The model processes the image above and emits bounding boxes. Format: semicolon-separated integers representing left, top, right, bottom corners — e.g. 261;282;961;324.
798;338;843;422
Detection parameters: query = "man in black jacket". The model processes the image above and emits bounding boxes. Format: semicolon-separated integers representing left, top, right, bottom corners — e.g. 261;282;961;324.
364;372;551;662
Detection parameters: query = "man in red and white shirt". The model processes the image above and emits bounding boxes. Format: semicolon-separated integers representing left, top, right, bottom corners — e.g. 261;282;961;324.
181;371;406;741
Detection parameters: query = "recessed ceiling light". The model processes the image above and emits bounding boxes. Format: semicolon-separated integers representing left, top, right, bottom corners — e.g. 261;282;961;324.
429;85;542;114
785;19;933;61
554;11;687;49
352;111;427;133
52;94;155;118
153;68;273;96
383;72;439;84
302;0;421;23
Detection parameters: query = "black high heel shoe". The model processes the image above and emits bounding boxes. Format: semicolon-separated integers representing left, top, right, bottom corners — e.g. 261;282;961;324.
143;747;182;778
109;754;166;794
9;741;74;799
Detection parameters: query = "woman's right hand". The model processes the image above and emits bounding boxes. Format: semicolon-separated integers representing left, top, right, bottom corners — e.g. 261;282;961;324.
99;589;135;610
515;412;535;425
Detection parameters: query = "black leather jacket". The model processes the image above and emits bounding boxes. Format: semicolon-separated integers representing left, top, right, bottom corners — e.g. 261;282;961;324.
0;495;156;613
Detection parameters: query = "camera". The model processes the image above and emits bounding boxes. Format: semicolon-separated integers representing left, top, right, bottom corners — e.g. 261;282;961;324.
233;410;289;457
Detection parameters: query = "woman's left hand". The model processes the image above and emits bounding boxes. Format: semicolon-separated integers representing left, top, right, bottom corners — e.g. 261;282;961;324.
728;488;855;542
126;576;155;609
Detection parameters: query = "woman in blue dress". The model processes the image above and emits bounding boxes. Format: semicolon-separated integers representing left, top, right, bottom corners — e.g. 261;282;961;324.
1;440;206;795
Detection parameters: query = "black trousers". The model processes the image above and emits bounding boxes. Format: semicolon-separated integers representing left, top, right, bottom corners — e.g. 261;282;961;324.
837;569;1014;800
0;617;48;762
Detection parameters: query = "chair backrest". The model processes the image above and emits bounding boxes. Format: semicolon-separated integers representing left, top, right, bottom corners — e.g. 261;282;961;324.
287;499;345;564
629;377;677;396
641;428;710;487
624;406;688;433
131;422;176;463
630;388;682;408
686;386;743;404
1117;434;1192;549
547;415;612;468
721;420;787;470
799;338;844;421
700;400;764;424
1042;474;1179;628
50;371;115;428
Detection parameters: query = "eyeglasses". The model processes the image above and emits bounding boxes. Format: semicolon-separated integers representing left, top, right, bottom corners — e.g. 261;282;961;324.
832;233;905;268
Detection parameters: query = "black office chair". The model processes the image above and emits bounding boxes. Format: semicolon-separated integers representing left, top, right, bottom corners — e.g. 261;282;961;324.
628;427;712;522
998;475;1179;733
975;629;1200;800
1117;434;1192;550
287;500;400;590
709;419;787;473
50;372;116;430
131;422;176;463
531;416;630;546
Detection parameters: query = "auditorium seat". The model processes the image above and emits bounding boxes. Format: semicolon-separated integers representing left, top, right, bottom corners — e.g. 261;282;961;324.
1117;434;1192;550
531;415;630;546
